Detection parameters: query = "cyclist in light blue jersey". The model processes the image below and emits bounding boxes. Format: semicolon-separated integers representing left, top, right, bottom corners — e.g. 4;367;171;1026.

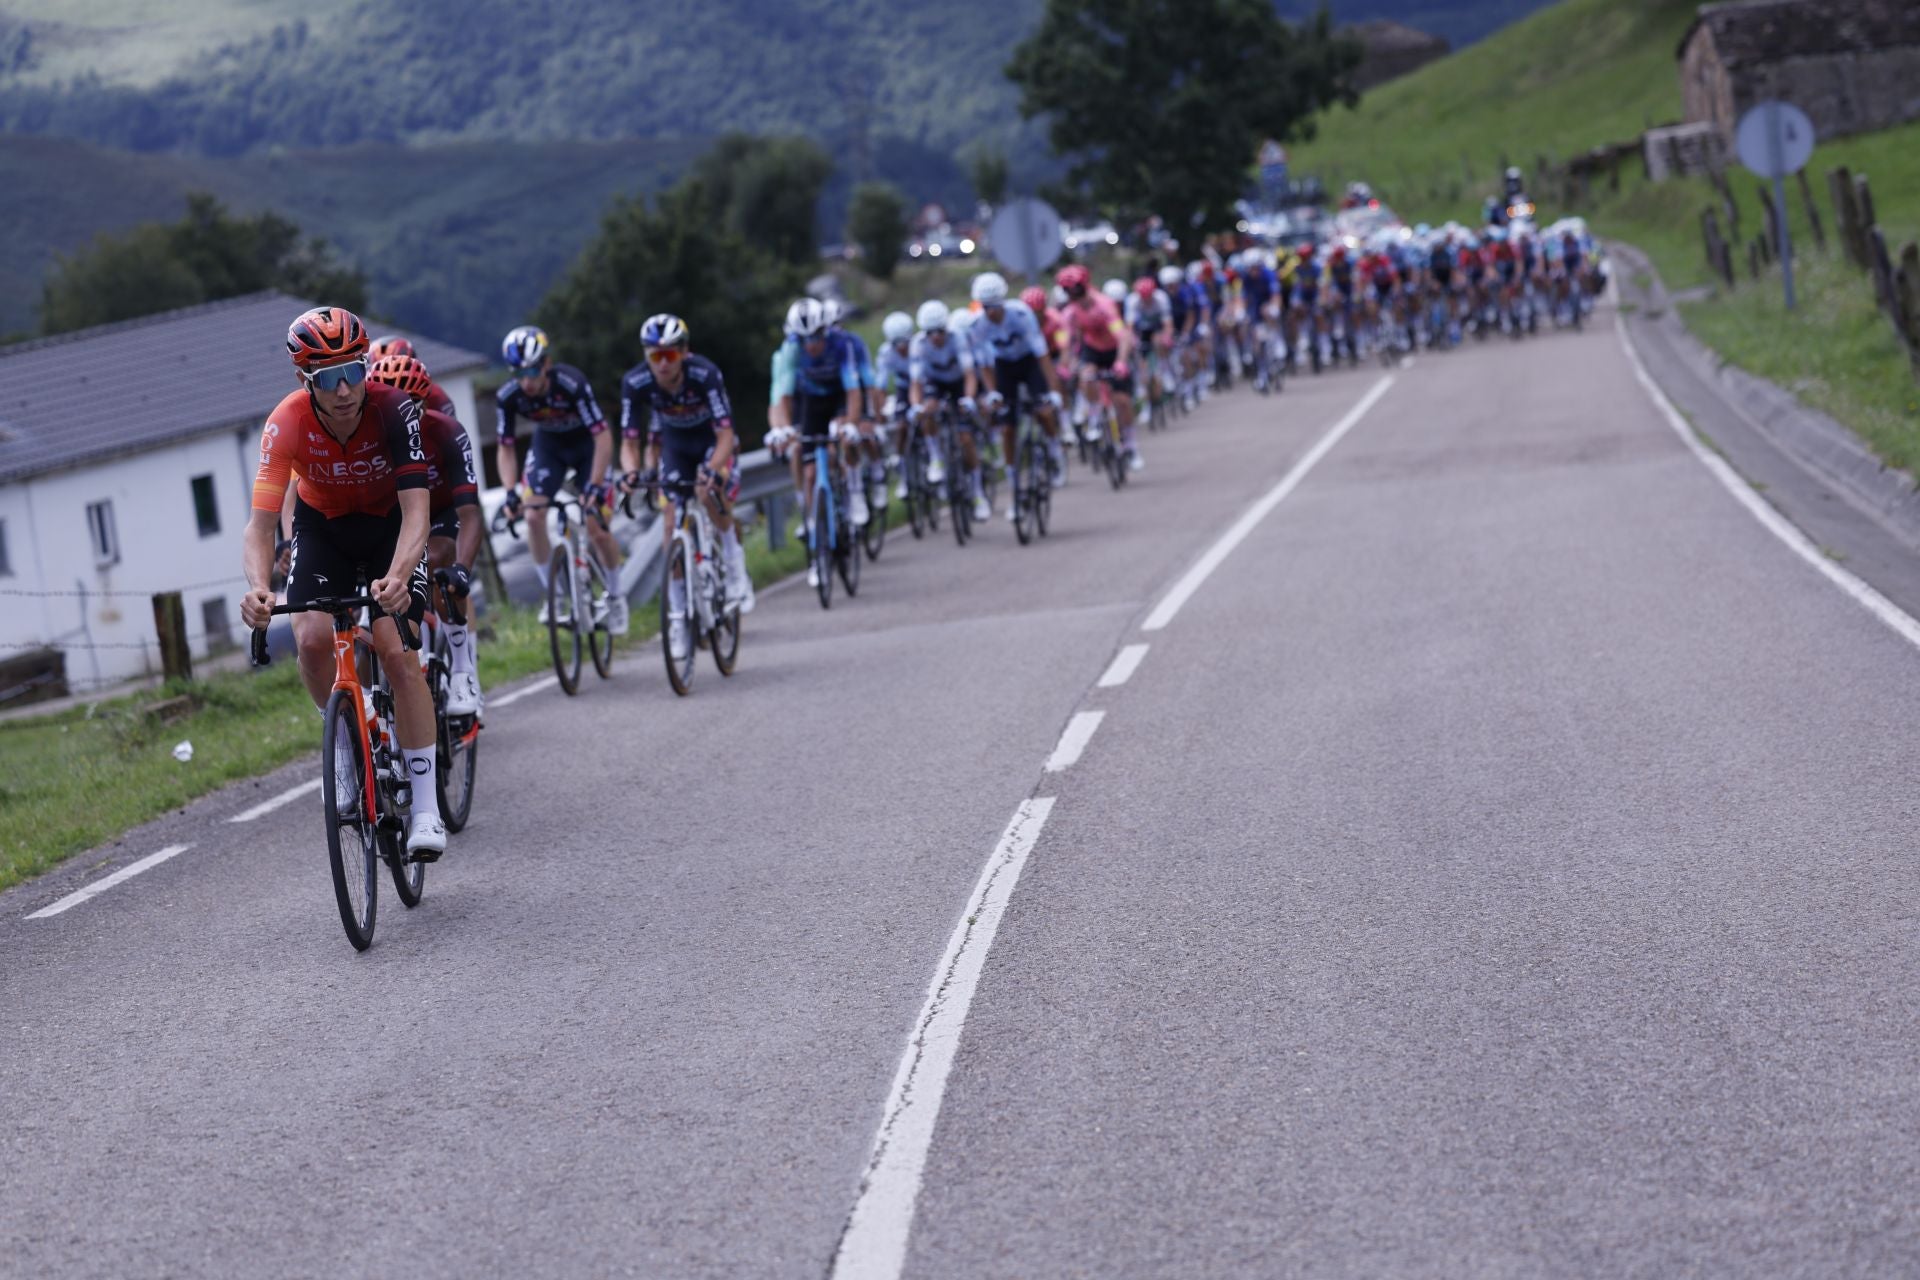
825;299;889;514
908;299;984;519
765;300;869;576
966;272;1066;517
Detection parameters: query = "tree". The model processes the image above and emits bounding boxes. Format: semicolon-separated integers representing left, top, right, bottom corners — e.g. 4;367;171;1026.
1005;1;1360;237
967;146;1010;208
38;192;367;334
689;132;834;266
846;182;910;280
533;178;800;448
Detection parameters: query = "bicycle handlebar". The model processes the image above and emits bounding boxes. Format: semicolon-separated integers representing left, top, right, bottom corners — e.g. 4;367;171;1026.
249;593;420;668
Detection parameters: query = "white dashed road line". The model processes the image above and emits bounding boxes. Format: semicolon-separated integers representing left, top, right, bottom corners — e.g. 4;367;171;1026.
1043;711;1106;773
1096;644;1149;688
487;675;559;708
28;845;193;920
1141;373;1395;632
228;777;322;824
830;798;1056;1280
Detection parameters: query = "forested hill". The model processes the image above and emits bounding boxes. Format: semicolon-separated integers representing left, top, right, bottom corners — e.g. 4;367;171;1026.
0;0;1555;159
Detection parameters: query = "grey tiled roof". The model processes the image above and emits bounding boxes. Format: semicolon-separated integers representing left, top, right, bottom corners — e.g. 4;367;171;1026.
1681;0;1920;65
0;291;487;484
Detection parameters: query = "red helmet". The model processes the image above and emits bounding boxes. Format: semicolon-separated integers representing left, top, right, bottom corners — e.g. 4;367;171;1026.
1133;277;1157;300
1020;285;1047;314
369;335;417;361
1055;264;1091;293
287;307;369;370
368;353;434;401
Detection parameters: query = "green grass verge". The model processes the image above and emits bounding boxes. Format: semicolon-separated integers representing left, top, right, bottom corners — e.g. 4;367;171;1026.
0;511;816;895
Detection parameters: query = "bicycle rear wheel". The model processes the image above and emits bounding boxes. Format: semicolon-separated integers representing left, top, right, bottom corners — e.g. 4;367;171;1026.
663;533;697;696
906;444;926;539
837;506;862;596
321;689;378;951
1032;438;1053;538
1012;446;1033;546
546;546;581;695
710;572;741;676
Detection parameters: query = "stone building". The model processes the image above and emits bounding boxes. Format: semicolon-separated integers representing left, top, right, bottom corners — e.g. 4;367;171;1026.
1679;0;1920;143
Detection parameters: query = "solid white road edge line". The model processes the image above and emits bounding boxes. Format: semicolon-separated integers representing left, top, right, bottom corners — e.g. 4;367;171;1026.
829;797;1056;1280
1615;315;1920;652
27;845;193;920
1097;644;1150;688
487;675;560;708
1141;372;1396;631
228;777;322;823
1043;711;1105;773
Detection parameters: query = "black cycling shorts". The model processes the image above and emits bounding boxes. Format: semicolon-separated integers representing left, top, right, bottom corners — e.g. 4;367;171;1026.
795;393;843;449
660;444;741;504
993;355;1051;415
286;497;428;622
524;429;598;500
429;506;461;542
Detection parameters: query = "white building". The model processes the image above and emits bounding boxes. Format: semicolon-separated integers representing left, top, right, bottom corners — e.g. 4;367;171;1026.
0;292;487;702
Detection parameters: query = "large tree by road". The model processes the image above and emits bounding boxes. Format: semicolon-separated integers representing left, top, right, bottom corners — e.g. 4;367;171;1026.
1006;0;1360;235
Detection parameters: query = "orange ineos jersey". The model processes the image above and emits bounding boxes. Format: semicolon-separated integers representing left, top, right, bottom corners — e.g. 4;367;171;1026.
251;383;428;518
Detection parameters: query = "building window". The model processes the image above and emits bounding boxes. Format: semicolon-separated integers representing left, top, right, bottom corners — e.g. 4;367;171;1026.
85;500;118;568
191;474;220;537
201;596;234;652
0;517;11;577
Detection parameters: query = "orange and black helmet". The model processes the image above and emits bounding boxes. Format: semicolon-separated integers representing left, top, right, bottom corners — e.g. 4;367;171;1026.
369;335;417;360
287;307;370;370
367;353;434;401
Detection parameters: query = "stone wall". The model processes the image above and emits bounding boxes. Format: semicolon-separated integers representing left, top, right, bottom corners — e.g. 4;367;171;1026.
1732;48;1920;141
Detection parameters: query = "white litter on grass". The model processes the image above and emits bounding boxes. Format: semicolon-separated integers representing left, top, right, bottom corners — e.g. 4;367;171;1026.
171;741;194;763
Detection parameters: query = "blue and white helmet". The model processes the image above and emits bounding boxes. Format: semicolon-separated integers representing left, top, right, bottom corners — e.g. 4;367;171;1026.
882;311;914;343
640;313;689;349
501;325;549;370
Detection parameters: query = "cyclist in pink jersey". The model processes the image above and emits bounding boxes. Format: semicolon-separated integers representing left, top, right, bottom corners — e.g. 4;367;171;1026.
1057;264;1142;472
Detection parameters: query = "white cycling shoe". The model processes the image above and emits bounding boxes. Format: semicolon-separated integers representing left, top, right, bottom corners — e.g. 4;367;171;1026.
849;489;870;527
927;455;946;485
605;593;630;636
972;495;992;523
447;671;482;716
407;810;448;861
668;617;690;662
807;563;821;589
725;556;754;614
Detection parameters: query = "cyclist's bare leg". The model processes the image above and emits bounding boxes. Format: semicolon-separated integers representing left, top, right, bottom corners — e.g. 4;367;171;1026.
370;616;434;751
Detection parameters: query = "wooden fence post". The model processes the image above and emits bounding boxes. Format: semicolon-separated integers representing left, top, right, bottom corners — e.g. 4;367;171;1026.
1854;173;1877;240
1869;227;1897;313
1748;239;1762;281
1895;242;1920;379
151;591;192;683
1796;169;1825;251
1829;166;1861;267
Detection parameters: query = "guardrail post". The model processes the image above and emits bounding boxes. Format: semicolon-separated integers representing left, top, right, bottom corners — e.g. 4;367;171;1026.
151;591;192;683
764;492;787;551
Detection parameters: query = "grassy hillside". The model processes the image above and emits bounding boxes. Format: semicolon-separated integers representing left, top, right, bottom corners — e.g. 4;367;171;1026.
0;134;705;347
1292;0;1698;217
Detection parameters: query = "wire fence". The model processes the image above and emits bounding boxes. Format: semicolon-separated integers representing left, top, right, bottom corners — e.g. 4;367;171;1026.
0;575;248;600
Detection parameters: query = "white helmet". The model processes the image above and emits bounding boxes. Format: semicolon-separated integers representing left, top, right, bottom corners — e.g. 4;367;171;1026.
822;298;850;326
1157;265;1183;289
882;311;914;343
972;272;1008;305
916;299;951;332
785;298;829;338
1186;260;1207;282
1101;278;1127;302
949;308;979;335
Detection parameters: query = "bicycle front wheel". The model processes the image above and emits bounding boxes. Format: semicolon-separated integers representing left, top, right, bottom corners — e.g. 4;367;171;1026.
811;484;834;610
863;472;888;562
588;557;615;680
435;641;477;834
662;533;697;696
546;546;581;695
838;508;862;596
321;689;378;951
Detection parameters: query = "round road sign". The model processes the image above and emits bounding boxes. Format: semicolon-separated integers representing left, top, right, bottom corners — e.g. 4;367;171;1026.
988;197;1064;276
1735;100;1815;179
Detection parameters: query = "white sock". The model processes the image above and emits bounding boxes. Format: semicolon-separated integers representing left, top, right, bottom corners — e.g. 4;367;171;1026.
533;562;548;590
445;622;474;674
669;578;688;616
403;747;436;808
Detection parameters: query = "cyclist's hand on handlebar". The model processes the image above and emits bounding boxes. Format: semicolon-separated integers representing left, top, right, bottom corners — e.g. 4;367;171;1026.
370;575;412;616
959;395;977;415
583;481;611;513
502;487;524;517
1044;389;1065;410
240;587;276;631
445;563;473;598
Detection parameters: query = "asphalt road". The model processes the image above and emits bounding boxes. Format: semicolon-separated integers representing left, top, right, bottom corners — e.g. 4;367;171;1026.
6;300;1919;1278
